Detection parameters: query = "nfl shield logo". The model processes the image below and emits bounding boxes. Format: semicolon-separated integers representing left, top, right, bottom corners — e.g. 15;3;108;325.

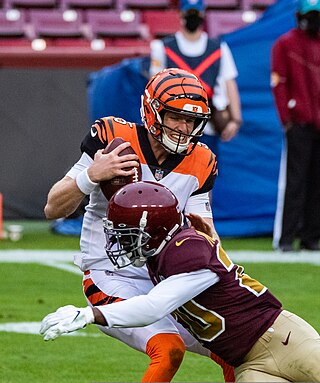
155;169;164;181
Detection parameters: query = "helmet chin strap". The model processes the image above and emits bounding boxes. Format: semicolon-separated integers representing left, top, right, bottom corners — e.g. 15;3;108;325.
162;129;190;153
137;211;148;263
154;223;181;255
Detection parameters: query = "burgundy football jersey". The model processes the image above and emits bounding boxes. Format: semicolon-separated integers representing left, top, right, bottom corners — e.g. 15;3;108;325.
147;228;282;367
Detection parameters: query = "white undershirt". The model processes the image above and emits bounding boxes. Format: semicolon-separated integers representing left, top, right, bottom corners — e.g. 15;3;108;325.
97;268;220;328
149;31;238;110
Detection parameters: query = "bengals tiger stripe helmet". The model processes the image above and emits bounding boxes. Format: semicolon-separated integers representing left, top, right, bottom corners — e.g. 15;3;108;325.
141;68;211;155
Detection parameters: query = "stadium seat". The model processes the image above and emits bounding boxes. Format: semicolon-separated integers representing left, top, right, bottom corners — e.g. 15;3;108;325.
3;0;57;9
205;0;240;9
241;0;275;10
0;9;26;37
116;0;171;10
206;10;256;37
142;10;180;38
60;0;114;11
86;9;147;39
29;9;85;39
111;37;150;47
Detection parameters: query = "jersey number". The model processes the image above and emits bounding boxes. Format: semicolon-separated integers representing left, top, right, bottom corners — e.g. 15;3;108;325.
173;233;266;342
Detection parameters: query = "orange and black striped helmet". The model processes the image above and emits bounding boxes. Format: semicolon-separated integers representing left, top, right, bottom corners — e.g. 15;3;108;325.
141;68;211;155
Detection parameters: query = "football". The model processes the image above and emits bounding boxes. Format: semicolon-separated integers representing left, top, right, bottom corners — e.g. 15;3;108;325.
100;137;142;200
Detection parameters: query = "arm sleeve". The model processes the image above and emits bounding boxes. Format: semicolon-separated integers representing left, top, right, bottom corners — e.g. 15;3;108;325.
98;269;219;328
149;39;166;78
184;192;213;218
271;39;290;125
66;153;93;179
212;42;238;110
219;42;238;81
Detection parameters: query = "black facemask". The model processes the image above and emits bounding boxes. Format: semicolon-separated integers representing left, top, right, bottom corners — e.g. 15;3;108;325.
183;13;204;33
297;11;320;38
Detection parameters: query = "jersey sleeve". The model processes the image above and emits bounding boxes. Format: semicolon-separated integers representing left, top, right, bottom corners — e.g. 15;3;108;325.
271;38;290;125
218;41;238;81
149;39;166;77
190;144;217;195
97;269;219;328
66;152;93;179
184;192;212;218
161;233;217;277
80;118;113;159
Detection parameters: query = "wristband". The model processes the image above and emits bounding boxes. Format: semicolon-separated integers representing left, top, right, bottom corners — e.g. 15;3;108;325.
76;169;98;195
83;306;95;325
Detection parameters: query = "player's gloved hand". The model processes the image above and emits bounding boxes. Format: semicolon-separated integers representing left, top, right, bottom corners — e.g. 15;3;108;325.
40;305;95;341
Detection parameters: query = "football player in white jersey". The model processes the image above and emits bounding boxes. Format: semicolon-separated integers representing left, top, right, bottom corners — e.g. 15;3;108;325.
44;68;234;382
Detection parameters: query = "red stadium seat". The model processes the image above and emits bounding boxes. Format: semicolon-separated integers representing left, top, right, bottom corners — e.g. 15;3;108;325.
116;0;171;10
206;10;257;37
205;0;240;9
60;0;114;11
241;0;275;10
111;37;150;47
29;9;85;38
0;9;26;37
86;10;147;39
142;10;180;38
3;0;57;9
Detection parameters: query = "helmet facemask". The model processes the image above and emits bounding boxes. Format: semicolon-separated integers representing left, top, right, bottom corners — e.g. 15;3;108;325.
103;210;181;269
103;216;150;269
149;100;209;155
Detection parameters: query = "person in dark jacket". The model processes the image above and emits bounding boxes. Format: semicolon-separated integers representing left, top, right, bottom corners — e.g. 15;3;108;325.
271;0;320;252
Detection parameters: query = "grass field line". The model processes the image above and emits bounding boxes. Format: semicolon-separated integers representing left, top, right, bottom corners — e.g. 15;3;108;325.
0;249;320;267
1;250;319;337
0;321;102;337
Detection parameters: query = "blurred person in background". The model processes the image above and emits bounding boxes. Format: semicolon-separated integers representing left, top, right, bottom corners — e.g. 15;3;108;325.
271;0;320;252
149;0;242;147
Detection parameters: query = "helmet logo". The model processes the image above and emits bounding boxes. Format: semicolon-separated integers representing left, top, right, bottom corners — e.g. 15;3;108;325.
183;104;203;113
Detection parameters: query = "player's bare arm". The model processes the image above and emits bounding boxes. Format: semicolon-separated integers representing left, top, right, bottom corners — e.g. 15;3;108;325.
220;78;242;142
44;176;85;219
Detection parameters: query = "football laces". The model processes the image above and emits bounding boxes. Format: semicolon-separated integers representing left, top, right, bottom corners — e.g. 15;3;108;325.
132;167;139;183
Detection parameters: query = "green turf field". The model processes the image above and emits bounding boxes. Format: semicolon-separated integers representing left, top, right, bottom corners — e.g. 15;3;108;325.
0;219;274;250
0;220;319;382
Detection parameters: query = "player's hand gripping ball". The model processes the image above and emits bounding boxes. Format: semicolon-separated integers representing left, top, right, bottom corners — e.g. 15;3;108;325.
100;137;142;200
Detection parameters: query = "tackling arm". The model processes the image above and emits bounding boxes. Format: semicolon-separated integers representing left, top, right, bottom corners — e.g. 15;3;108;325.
40;269;219;340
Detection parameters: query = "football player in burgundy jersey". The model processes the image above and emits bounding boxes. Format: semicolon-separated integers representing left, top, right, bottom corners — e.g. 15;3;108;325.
41;181;320;382
44;68;234;382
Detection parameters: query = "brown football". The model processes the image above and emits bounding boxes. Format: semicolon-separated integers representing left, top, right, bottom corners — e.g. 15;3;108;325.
100;137;142;200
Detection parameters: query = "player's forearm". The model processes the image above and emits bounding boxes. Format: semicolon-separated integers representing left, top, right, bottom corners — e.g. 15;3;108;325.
44;176;85;219
94;271;219;329
226;79;242;124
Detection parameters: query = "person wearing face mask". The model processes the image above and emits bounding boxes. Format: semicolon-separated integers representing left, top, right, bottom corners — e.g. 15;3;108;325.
149;0;242;144
271;0;320;252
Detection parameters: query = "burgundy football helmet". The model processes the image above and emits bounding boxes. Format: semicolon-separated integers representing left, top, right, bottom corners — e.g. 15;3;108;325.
103;181;183;269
